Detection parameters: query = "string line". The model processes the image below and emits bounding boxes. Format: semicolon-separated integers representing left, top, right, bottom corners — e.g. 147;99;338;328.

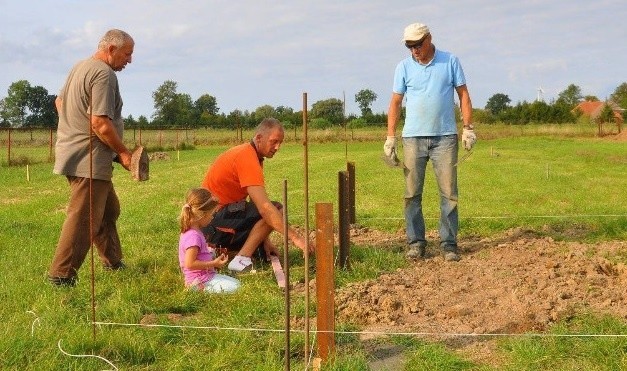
57;340;119;370
93;321;627;338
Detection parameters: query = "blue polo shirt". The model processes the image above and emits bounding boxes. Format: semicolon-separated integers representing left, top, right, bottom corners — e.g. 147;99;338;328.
392;48;466;137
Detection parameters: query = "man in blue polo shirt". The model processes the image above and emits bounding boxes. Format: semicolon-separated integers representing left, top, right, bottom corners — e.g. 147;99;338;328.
384;22;476;262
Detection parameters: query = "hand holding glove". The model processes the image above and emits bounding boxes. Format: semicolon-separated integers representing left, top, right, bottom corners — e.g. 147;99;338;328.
383;136;396;157
382;135;400;167
461;126;477;151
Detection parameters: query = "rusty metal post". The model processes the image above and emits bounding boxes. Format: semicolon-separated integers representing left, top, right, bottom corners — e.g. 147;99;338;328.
338;171;350;269
282;179;291;371
315;202;335;362
301;92;311;361
347;162;356;224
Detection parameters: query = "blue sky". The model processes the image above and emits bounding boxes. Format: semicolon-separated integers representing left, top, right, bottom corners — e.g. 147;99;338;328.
1;0;625;119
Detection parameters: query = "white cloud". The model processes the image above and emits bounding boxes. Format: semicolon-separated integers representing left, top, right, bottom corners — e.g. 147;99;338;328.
1;0;626;117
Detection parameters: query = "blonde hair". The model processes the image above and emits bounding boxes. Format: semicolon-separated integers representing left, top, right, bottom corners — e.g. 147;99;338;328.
178;188;219;233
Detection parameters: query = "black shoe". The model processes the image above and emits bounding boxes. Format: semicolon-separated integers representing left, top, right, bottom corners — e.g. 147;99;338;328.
103;261;126;270
48;276;77;287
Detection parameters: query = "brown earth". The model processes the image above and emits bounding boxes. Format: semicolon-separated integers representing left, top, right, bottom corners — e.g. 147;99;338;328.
333;226;627;367
613;129;627;141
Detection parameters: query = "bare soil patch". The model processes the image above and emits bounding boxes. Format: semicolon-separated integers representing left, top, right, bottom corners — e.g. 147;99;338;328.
335;227;627;366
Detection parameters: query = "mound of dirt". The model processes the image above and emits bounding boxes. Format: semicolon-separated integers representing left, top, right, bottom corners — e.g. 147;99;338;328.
613;130;627;141
334;228;627;365
148;151;170;161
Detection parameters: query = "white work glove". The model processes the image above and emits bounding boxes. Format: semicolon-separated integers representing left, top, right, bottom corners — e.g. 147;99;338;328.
383;136;397;157
461;127;477;151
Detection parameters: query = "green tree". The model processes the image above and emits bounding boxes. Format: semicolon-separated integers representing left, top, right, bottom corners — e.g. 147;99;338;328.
0;80;57;127
0;100;8;127
125;114;137;128
311;98;344;124
25;86;56;127
610;82;627;109
2;80;31;127
355;89;378;117
472;108;496;125
555;84;582;108
194;94;218;117
152;80;179;126
583;95;599;102
253;104;276;122
485;93;511;115
275;105;296;127
174;93;194;126
137;115;149;127
597;103;615;123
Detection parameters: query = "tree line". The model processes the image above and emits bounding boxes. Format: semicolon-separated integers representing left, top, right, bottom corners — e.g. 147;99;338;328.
479;83;627;125
1;78;626;129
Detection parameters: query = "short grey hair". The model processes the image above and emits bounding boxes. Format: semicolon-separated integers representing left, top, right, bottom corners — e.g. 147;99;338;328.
98;29;133;51
255;117;283;135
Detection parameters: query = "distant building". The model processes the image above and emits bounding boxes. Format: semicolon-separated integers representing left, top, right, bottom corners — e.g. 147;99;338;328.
572;100;624;124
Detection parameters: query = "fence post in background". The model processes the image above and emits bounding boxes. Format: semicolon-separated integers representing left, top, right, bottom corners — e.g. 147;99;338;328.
347;162;356;224
7;127;11;165
237;118;242;143
338;170;350;269
49;128;54;162
176;129;180;150
315;202;335;364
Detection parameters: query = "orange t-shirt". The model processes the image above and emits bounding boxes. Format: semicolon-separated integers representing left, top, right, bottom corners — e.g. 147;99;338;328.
201;142;264;206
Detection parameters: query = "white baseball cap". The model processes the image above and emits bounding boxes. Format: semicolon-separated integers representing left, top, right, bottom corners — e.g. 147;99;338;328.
403;23;430;41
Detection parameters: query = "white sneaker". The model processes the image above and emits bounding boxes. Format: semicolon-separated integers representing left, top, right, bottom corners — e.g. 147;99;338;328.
228;255;253;273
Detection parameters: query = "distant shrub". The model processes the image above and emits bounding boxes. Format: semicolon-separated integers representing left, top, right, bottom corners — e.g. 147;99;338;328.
348;118;368;129
309;118;333;129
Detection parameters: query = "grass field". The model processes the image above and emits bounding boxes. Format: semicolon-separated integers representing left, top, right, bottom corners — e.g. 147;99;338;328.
1;126;626;369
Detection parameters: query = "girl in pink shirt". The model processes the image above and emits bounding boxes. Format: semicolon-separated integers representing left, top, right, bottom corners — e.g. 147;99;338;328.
178;188;240;293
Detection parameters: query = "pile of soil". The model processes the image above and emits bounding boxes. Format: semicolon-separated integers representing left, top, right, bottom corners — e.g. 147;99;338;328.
334;227;627;365
613;130;627;141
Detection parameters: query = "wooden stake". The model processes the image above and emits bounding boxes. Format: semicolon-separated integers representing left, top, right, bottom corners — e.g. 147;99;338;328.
315;202;335;362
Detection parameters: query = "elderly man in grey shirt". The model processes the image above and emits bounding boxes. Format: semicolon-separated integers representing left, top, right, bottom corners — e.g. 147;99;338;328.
48;29;135;287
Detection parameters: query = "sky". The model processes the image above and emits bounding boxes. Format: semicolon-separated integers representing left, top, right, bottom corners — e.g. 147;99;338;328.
1;0;626;119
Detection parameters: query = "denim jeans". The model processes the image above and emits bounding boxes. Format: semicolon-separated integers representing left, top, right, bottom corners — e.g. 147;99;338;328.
402;135;459;251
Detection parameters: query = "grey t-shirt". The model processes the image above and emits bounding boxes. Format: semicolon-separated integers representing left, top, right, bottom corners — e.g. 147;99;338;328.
54;57;124;180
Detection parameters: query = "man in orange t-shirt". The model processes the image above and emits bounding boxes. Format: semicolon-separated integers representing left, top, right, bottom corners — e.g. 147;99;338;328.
201;118;311;272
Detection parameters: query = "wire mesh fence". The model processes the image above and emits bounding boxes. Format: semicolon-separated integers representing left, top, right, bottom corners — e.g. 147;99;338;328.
0;127;250;166
0;126;384;167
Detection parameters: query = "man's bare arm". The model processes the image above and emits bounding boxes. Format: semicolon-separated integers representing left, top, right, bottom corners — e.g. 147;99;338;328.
455;85;473;126
91;115;132;170
247;185;310;252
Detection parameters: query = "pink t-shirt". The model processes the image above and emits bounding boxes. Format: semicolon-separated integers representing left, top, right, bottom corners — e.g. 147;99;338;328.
178;229;216;287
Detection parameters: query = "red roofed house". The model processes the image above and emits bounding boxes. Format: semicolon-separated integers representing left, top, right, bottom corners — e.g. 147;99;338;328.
573;100;624;124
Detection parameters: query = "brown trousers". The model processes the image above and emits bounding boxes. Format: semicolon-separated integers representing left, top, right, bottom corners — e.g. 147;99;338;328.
48;176;123;278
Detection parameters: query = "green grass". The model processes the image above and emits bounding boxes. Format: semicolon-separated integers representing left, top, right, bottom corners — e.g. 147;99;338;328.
1;127;626;369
